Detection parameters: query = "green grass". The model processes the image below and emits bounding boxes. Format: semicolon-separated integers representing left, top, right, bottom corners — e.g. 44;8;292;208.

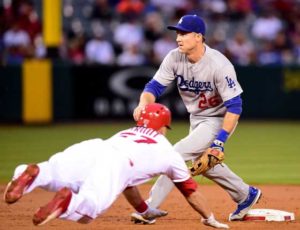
0;121;299;184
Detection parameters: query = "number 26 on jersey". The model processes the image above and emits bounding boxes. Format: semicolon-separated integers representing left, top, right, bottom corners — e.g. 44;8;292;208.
198;93;222;110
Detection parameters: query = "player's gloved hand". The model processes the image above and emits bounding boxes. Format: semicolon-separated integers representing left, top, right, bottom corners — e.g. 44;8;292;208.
210;129;230;152
140;206;168;220
201;213;229;229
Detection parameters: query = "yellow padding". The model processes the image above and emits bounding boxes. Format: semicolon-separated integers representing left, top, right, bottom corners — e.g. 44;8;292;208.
22;59;52;123
43;0;61;46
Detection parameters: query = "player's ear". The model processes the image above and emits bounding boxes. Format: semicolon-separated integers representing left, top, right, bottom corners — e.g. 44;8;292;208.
195;33;203;42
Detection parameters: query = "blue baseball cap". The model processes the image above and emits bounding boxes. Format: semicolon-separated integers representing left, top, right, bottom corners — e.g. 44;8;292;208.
167;15;206;35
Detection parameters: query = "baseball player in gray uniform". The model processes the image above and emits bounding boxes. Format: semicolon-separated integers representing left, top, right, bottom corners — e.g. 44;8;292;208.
132;15;262;222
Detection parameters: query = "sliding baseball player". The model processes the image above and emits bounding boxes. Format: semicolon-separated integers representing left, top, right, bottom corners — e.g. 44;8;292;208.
4;103;229;229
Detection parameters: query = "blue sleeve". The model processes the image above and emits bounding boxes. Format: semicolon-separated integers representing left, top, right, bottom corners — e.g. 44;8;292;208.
143;79;167;99
224;95;243;115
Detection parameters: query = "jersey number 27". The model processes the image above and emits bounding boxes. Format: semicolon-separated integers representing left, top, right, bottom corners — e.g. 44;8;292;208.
120;132;157;144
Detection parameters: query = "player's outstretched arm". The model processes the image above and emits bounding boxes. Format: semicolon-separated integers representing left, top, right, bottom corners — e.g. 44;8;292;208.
123;186;168;222
175;178;229;229
174;178;211;218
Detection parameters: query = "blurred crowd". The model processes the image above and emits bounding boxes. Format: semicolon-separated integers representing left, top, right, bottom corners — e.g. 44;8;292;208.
1;0;300;66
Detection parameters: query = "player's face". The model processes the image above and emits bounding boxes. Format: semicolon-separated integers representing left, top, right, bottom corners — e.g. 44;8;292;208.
176;31;200;54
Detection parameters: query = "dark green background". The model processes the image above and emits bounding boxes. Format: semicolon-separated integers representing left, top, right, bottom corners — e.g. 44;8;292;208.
1;121;299;184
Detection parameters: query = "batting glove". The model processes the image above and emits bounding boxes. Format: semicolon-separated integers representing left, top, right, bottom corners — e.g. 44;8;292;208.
202;214;229;229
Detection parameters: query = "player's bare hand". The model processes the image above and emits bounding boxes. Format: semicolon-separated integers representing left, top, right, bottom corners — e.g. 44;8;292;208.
133;105;145;121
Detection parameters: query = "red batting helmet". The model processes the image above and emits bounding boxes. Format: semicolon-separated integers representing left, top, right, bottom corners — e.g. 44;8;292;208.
137;103;171;131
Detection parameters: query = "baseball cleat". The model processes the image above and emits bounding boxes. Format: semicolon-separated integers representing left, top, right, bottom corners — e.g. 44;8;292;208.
131;207;168;225
131;212;156;224
4;164;39;204
229;186;262;221
32;187;72;226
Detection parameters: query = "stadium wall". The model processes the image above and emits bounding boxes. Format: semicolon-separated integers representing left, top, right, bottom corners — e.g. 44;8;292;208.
0;62;300;123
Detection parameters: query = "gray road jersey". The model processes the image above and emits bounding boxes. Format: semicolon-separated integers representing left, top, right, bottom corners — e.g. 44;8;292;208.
153;45;243;117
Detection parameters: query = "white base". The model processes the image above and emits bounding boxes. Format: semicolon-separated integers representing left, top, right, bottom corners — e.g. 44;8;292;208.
244;209;295;222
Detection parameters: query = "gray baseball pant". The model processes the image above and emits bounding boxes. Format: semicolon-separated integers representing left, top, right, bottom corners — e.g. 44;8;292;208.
147;117;249;208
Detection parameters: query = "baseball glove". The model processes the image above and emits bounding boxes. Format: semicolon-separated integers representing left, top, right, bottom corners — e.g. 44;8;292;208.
189;148;225;176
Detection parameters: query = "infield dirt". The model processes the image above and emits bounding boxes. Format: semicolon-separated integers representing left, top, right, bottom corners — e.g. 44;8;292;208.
0;184;299;230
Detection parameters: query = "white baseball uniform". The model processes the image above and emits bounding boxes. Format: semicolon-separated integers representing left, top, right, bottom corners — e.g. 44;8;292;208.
12;126;190;221
146;45;249;207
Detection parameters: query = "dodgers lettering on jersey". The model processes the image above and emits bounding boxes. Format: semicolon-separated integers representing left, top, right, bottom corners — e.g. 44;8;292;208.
177;75;213;94
153;45;243;117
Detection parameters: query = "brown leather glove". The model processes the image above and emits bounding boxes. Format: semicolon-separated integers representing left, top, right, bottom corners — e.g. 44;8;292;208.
189;148;225;176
